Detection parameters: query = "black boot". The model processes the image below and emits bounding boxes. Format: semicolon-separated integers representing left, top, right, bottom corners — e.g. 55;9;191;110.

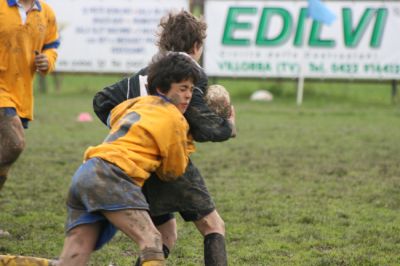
204;233;227;266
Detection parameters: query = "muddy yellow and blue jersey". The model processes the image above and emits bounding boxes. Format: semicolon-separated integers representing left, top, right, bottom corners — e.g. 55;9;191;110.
0;0;59;120
84;96;195;187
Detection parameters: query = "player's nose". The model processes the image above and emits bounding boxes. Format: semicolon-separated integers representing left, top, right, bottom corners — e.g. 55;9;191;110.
185;90;192;99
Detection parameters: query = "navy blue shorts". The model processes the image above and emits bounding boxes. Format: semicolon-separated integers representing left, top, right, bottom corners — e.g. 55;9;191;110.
65;157;149;250
0;107;29;129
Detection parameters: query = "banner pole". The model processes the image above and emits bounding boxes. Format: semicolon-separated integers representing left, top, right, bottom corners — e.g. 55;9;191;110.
296;46;307;106
392;80;398;104
296;68;305;106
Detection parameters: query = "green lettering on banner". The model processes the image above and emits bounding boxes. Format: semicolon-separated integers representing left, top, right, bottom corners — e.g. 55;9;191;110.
256;8;292;46
222;7;257;46
364;64;400;74
331;63;358;73
294;8;308;47
277;62;299;73
309;22;335;47
343;8;374;47
370;8;388;48
309;63;325;73
218;61;272;72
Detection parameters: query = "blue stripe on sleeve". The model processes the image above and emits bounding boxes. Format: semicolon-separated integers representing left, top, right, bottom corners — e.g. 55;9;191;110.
7;0;17;6
43;39;60;50
34;0;42;11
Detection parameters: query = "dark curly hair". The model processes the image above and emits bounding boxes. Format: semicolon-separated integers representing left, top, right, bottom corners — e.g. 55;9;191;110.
157;10;207;54
147;53;201;95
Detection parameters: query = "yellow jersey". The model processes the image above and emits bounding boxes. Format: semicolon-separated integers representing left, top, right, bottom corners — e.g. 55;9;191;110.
84;96;195;187
0;0;59;120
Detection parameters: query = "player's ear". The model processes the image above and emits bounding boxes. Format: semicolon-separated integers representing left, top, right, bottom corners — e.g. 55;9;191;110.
193;40;201;49
192;42;203;61
156;88;165;96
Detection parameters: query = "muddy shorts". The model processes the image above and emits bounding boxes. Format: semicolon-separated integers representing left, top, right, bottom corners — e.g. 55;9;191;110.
142;160;215;225
0;107;29;128
65;157;149;250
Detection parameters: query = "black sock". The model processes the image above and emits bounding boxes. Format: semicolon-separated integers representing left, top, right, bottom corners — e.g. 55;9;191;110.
135;257;141;266
162;244;170;259
204;233;227;266
134;244;170;265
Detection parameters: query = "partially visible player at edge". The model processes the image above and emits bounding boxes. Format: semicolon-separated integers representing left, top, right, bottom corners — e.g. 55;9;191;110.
93;10;236;265
0;0;60;235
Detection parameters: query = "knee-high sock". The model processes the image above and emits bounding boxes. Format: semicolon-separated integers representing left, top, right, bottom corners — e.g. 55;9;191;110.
204;233;227;266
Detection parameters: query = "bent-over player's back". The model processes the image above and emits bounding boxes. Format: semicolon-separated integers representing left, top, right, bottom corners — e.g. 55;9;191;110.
84;95;193;186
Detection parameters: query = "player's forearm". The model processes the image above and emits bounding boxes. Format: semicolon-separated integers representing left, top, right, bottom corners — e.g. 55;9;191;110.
93;78;130;125
184;90;233;142
186;109;233;142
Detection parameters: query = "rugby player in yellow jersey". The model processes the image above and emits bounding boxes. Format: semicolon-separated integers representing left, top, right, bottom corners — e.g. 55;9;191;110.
0;0;59;238
57;53;200;266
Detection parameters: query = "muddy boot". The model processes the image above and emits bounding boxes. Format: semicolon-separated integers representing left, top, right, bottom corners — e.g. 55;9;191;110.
135;245;169;266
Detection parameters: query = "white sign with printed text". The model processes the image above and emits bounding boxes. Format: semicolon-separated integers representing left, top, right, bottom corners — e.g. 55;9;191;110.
204;1;400;79
46;0;189;73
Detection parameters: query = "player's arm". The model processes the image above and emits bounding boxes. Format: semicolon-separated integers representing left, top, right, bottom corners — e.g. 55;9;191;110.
35;7;60;74
93;68;147;125
184;67;234;142
155;117;192;181
93;77;132;125
185;88;234;142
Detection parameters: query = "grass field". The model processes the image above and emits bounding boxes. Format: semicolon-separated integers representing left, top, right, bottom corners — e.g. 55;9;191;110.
0;75;400;265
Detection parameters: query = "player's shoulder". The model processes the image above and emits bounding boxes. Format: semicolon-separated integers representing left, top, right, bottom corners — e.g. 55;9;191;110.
137;66;149;76
153;98;187;126
39;1;57;17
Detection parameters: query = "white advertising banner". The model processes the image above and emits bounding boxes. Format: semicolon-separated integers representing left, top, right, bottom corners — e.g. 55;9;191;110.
46;0;188;73
204;1;400;79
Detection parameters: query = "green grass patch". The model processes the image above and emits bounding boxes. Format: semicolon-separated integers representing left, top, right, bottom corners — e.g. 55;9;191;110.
0;75;399;265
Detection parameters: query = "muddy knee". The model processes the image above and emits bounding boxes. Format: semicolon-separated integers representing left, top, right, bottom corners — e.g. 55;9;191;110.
0;135;25;167
0;114;26;167
0;138;24;185
206;217;225;235
196;211;225;236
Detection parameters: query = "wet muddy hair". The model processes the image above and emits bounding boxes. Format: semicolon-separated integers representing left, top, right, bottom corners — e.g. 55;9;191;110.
147;52;201;95
157;10;207;54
